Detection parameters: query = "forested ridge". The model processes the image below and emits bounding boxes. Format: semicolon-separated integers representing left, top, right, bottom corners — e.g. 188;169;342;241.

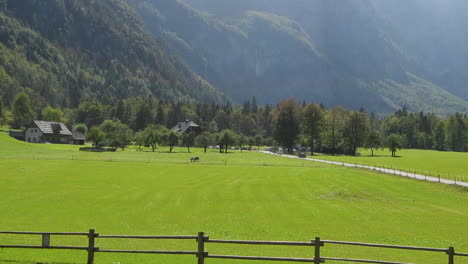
0;0;225;112
1;0;468;116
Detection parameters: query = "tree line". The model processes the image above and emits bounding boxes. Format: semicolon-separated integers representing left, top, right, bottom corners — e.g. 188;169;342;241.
1;93;468;156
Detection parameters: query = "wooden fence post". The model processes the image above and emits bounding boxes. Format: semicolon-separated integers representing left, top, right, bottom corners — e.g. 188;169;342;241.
314;237;321;264
42;234;50;248
197;232;206;264
87;229;97;264
447;246;455;264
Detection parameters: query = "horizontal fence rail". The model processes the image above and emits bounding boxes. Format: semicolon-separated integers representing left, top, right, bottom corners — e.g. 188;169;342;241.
0;229;467;264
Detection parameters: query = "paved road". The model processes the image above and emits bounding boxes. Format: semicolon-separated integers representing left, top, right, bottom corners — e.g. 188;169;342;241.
261;151;468;188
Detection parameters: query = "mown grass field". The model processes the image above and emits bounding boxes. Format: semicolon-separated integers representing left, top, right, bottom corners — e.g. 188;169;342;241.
313;149;468;181
0;131;467;264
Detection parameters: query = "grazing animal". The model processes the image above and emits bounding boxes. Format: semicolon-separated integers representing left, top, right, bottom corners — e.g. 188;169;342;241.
190;156;200;162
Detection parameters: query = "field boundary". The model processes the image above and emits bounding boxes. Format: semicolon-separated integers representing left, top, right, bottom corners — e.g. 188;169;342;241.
261;151;468;188
1;230;468;264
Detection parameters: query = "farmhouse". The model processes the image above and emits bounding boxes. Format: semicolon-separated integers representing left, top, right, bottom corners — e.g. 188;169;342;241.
24;120;85;145
171;120;202;134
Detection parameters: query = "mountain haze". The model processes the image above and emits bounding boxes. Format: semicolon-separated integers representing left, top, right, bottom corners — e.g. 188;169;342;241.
0;0;467;115
132;0;468;114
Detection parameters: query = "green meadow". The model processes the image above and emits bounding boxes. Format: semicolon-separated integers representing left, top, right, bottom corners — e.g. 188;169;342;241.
313;149;468;181
0;131;467;264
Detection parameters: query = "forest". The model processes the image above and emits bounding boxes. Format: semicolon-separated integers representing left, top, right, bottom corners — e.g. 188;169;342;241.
1;93;467;156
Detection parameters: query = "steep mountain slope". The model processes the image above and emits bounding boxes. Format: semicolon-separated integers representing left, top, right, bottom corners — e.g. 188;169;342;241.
129;0;468;115
0;0;225;109
371;0;468;100
126;0;338;104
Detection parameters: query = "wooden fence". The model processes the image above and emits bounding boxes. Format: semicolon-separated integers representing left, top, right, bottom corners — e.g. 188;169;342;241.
1;230;467;264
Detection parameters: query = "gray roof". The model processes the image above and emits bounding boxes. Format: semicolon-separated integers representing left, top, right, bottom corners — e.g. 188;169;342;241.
32;120;73;136
72;131;85;140
171;120;200;133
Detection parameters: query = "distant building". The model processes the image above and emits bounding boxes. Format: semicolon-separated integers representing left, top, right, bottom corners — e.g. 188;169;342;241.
72;130;86;145
24;120;85;145
171;120;202;134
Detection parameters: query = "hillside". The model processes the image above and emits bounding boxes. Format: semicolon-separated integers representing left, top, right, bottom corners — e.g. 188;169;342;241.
1;0;467;115
0;0;225;111
131;0;468;115
371;0;468;100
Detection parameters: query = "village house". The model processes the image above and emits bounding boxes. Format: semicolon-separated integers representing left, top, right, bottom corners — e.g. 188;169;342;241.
171;120;202;134
23;120;85;145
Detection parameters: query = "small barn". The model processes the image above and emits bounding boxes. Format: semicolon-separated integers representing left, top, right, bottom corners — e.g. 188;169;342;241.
171;120;202;134
72;131;86;145
24;120;85;145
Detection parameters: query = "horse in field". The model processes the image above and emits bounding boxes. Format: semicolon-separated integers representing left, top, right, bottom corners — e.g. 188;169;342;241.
190;156;200;162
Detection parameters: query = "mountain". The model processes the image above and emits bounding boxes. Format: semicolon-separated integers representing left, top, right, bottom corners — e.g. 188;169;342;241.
370;0;468;100
0;0;225;111
1;0;467;116
128;0;468;115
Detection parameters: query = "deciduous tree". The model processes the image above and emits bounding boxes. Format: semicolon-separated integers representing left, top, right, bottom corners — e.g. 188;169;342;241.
87;127;106;148
220;129;236;153
365;130;381;156
12;93;35;129
195;132;213;153
343;111;369;156
167;131;180;153
100;119;132;150
42;105;65;123
182;132;196;153
273;99;300;153
386;133;403;157
302;103;324;155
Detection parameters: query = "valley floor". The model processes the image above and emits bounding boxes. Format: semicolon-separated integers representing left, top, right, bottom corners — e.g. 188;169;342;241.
0;132;467;264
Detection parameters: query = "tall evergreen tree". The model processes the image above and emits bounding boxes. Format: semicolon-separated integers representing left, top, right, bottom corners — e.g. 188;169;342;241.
114;100;126;122
251;96;258;114
135;102;153;131
155;103;165;125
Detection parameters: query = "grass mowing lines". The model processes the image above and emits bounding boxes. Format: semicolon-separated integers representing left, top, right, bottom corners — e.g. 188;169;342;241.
0;132;467;263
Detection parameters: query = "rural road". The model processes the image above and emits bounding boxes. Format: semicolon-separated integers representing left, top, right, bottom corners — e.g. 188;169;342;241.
261;151;468;188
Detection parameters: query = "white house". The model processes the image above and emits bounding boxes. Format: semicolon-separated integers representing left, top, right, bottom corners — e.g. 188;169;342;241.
24;120;85;145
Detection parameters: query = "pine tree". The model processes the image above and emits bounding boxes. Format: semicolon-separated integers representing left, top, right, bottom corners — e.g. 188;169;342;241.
434;122;446;151
252;96;258;114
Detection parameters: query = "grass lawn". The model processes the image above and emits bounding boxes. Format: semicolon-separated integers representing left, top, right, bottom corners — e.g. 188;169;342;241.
0;131;467;264
313;149;468;181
